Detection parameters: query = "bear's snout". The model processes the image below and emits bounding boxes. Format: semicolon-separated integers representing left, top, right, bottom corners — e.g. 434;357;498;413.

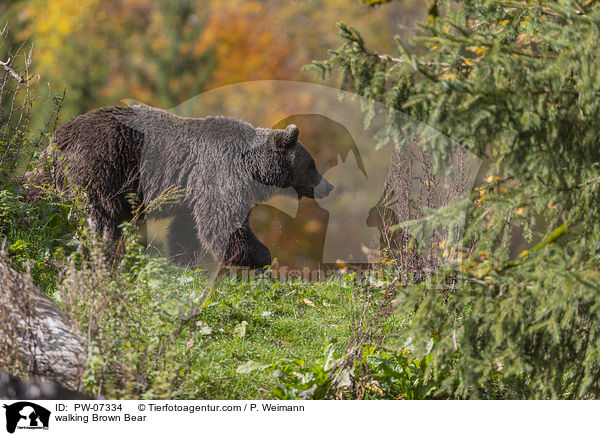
313;177;334;199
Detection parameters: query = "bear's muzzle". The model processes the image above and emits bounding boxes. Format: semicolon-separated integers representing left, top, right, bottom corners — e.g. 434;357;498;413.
313;177;335;199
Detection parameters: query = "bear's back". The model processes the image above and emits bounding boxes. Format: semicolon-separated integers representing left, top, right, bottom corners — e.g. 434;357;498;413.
54;106;140;152
52;106;145;220
128;105;260;156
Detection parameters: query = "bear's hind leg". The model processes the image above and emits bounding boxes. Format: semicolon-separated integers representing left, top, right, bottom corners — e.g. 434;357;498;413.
224;220;271;269
166;209;202;266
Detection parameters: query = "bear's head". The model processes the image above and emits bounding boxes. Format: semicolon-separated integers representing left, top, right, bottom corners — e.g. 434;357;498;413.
246;124;334;199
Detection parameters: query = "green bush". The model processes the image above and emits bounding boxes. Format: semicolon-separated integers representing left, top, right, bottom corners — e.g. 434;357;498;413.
0;185;79;293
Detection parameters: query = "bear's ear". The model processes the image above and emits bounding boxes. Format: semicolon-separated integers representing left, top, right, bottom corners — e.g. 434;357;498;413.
280;124;299;148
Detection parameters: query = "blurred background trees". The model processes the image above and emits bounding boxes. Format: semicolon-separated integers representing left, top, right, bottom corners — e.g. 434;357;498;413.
1;0;427;125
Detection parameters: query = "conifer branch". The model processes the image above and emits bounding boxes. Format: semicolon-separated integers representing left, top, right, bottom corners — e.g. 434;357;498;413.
361;45;450;68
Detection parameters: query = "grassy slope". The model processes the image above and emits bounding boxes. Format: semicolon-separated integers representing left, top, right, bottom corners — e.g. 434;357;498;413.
121;267;406;399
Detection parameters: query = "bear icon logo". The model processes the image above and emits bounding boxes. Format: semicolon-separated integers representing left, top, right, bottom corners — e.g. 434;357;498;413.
2;402;50;433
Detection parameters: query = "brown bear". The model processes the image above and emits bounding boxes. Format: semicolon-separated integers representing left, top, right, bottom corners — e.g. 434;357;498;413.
47;105;333;268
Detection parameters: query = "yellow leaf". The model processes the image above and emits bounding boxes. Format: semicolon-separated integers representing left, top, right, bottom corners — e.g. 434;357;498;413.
476;190;486;203
466;46;488;55
516;33;528;46
484;175;502;183
300;298;317;309
519;250;529;258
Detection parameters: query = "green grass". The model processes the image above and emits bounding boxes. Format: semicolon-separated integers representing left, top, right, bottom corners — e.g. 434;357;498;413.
110;265;406;399
0;181;419;400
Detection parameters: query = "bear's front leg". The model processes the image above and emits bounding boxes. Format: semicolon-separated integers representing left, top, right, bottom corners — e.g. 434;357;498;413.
223;219;271;269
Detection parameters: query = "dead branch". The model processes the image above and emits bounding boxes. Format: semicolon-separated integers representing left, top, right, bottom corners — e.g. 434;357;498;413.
0;58;24;83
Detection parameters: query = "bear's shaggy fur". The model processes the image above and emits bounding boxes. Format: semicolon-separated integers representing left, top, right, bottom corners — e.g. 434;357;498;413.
49;105;333;268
